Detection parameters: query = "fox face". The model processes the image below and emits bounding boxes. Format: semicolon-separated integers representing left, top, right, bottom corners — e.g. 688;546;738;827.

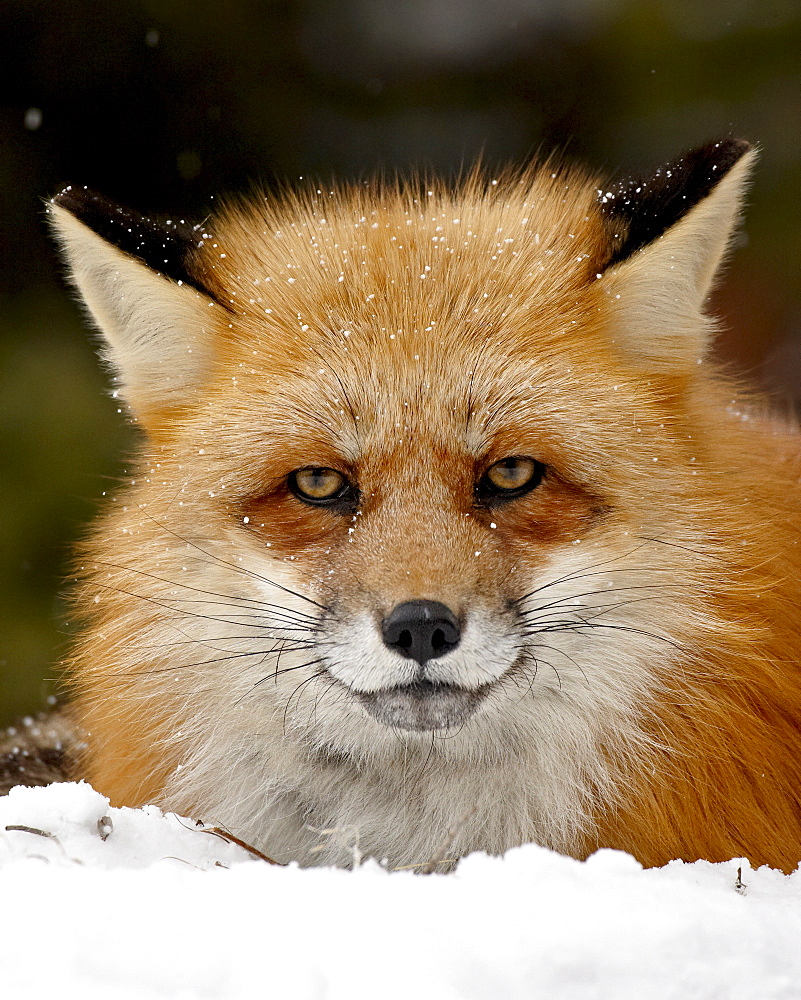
163;292;676;758
49;140;801;871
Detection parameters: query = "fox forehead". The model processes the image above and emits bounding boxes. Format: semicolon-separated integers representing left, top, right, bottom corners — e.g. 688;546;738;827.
190;172;636;468
199;170;609;362
199;338;628;477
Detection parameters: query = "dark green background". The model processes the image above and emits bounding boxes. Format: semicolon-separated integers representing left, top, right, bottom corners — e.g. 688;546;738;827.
1;0;799;724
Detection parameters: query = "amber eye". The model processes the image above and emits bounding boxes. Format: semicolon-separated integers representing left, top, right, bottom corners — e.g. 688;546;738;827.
288;467;352;506
478;456;545;500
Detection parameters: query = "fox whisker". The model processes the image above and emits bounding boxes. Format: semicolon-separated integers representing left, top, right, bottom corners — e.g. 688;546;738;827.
89;558;320;622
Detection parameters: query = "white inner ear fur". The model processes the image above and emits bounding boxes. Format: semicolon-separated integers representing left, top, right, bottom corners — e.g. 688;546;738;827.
599;149;757;372
48;203;217;421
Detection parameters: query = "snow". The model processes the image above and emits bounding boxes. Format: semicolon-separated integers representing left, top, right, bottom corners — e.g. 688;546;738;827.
1;783;800;999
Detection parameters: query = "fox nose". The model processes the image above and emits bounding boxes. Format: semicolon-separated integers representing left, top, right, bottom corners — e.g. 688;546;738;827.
381;600;461;666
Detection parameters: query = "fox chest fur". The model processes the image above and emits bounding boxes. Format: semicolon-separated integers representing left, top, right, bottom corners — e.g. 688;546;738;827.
48;139;801;871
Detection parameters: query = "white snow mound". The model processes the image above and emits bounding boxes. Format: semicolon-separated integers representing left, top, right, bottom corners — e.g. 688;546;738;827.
1;781;799;1000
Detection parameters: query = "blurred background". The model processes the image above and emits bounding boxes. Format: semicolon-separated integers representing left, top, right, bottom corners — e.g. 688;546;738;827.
1;0;799;725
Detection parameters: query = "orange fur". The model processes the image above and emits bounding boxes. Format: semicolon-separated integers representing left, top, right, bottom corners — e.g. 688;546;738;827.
51;146;801;871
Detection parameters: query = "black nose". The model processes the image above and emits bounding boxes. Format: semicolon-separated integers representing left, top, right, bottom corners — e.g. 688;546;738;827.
381;600;461;666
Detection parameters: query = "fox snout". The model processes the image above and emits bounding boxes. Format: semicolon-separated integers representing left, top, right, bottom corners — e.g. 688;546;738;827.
321;585;522;732
381;599;462;665
364;599;476;729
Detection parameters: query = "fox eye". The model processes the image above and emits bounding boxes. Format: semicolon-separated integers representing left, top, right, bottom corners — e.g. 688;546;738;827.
478;456;545;500
289;467;352;506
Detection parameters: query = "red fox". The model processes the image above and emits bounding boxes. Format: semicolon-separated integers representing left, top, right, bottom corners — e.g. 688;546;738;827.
37;138;801;871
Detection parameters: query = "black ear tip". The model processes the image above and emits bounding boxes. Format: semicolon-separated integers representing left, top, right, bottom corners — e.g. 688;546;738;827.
49;186;137;230
683;137;754;175
46;186;220;301
49;186;191;239
50;184;101;217
709;137;752;163
600;136;755;268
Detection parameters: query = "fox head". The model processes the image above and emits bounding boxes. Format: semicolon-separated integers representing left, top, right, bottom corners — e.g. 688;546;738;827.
49;140;767;865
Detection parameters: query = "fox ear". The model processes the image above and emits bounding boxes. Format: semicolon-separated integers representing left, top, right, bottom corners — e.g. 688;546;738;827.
596;139;757;372
47;188;220;425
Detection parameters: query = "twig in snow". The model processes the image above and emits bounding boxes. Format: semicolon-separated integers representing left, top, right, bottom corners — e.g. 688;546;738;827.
5;824;56;839
200;825;283;865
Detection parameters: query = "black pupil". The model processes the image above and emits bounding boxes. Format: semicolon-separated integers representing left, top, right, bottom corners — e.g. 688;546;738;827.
496;459;533;488
502;460;525;482
308;470;332;492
